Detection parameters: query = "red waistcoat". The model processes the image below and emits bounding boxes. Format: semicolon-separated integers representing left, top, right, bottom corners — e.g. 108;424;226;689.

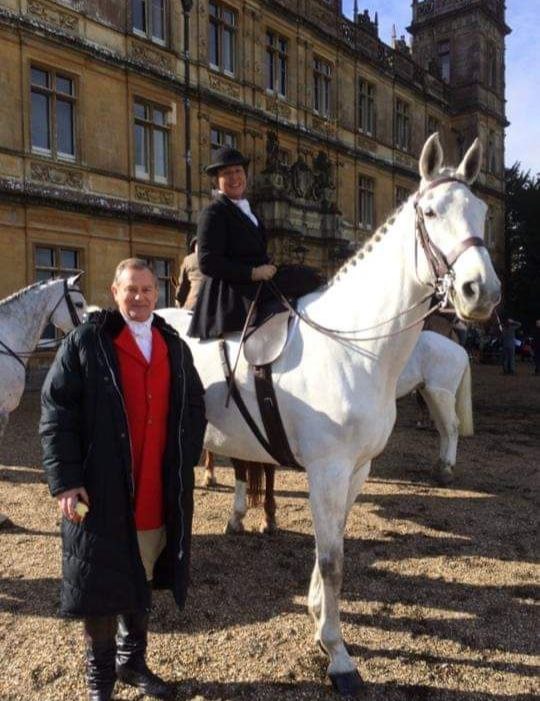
114;325;170;530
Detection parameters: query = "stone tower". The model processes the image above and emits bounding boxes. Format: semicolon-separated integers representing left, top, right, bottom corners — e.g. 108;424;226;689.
409;0;509;271
409;0;509;170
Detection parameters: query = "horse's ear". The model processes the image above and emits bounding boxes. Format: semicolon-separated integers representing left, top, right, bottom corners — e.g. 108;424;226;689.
69;271;84;286
419;132;444;182
456;137;483;184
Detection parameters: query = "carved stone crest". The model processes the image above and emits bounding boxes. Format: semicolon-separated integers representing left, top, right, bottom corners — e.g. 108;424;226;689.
27;0;79;32
30;162;83;189
134;185;174;207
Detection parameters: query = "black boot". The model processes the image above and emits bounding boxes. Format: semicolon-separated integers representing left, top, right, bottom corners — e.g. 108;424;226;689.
84;616;117;701
116;610;170;699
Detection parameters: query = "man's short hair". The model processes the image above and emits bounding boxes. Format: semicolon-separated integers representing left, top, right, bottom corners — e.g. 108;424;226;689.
113;258;158;286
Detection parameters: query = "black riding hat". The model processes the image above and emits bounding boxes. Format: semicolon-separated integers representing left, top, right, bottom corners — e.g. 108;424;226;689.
205;146;250;175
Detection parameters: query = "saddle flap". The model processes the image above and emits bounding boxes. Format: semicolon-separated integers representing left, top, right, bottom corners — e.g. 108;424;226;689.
243;310;291;366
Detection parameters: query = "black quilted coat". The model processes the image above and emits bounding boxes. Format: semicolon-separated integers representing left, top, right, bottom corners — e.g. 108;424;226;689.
40;309;206;618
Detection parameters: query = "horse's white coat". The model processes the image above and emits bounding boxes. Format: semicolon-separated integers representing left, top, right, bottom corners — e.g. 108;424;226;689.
398;329;472;480
0;277;86;443
158;134;501;689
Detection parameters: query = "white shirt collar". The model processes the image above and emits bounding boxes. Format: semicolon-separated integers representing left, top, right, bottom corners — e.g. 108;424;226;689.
120;311;154;336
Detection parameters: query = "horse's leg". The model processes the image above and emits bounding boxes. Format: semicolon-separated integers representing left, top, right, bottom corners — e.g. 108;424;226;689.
420;387;458;485
260;464;277;535
309;462;371;642
203;450;217;488
0;413;10;527
224;459;248;534
307;462;362;696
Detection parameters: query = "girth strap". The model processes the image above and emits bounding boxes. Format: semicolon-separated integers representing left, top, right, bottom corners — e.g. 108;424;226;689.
0;339;26;370
219;340;303;471
253;364;303;471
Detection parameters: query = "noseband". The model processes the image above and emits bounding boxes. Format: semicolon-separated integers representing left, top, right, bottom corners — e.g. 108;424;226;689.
413;177;487;299
0;280;82;368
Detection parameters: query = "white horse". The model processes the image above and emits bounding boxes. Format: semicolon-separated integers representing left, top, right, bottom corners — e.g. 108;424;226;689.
202;329;474;536
0;275;86;445
158;134;500;695
398;329;472;483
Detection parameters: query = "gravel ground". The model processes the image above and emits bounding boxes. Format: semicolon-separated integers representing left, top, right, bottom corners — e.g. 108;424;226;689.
0;362;538;701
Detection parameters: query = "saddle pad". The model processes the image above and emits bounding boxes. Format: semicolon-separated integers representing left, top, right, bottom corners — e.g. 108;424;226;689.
243;310;291;366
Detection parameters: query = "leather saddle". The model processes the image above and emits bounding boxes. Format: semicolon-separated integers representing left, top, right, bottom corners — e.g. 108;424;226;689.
243;309;292;366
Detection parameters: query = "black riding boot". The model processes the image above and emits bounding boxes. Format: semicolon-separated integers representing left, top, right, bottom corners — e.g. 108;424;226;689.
116;609;170;699
83;616;117;701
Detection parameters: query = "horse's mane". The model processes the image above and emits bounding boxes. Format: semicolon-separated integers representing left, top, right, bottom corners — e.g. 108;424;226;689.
328;167;461;285
0;279;56;307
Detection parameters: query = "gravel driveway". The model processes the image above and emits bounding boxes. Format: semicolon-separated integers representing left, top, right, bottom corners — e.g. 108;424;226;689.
0;362;538;700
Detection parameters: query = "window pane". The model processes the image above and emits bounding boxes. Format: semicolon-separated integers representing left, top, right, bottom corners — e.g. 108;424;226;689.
223;9;234;25
153;129;168;180
135;123;149;174
31;68;49;87
153;108;166;126
133;0;146;32
36;269;54;282
57;99;75;156
153;259;167;277
209;21;219;65
266;49;274;90
134;101;147;120
56;76;73;95
31;91;50;150
223;27;234;72
209;1;217;17
60;249;78;269
157;280;167;308
36;247;54;268
224;132;236;147
152;0;164;40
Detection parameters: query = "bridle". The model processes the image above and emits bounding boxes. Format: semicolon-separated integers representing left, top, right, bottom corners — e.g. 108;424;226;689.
268;176;488;343
413;176;487;303
0;279;83;369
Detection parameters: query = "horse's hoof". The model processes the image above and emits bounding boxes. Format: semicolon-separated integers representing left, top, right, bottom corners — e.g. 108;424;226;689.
259;521;277;535
329;670;364;697
434;460;454;486
224;521;245;535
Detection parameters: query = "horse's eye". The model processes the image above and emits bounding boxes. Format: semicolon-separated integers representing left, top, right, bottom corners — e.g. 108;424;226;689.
75;302;84;309
424;207;436;218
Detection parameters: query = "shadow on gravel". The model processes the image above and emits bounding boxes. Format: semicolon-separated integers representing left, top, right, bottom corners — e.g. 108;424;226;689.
0;465;45;484
0;576;59;616
167;678;536;701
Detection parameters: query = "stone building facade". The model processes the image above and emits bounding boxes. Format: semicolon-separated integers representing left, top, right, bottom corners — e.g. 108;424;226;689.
0;0;508;317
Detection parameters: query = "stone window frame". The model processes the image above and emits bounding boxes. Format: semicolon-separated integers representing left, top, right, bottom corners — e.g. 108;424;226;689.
394;98;411;153
30;65;77;163
395;185;411;208
437;39;450;83
426;114;440;138
486;40;498;90
358;174;375;230
34;244;83;343
139;254;175;307
358;76;376;136
209;1;237;77
132;0;168;47
133;98;171;185
487;130;497;175
313;55;333;118
266;29;288;98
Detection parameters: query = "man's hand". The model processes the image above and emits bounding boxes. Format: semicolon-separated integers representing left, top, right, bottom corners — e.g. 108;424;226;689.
57;487;90;523
251;264;277;282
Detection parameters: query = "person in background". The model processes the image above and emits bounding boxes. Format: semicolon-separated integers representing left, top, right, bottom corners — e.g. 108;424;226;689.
501;316;521;375
533;319;540;376
40;258;206;701
175;238;203;311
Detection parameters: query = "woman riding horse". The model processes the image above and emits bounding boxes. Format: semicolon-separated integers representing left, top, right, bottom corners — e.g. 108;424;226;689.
187;146;320;339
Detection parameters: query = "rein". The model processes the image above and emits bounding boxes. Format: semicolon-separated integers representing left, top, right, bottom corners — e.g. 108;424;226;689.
270;177;487;344
0;280;82;367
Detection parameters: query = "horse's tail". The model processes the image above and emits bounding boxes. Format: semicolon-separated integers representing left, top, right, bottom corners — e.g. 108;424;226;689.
456;362;474;436
246;462;265;508
230;458;265;508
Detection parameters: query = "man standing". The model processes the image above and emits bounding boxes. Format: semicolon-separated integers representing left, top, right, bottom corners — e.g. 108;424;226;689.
501;316;521;375
175;238;203;311
40;258;206;701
